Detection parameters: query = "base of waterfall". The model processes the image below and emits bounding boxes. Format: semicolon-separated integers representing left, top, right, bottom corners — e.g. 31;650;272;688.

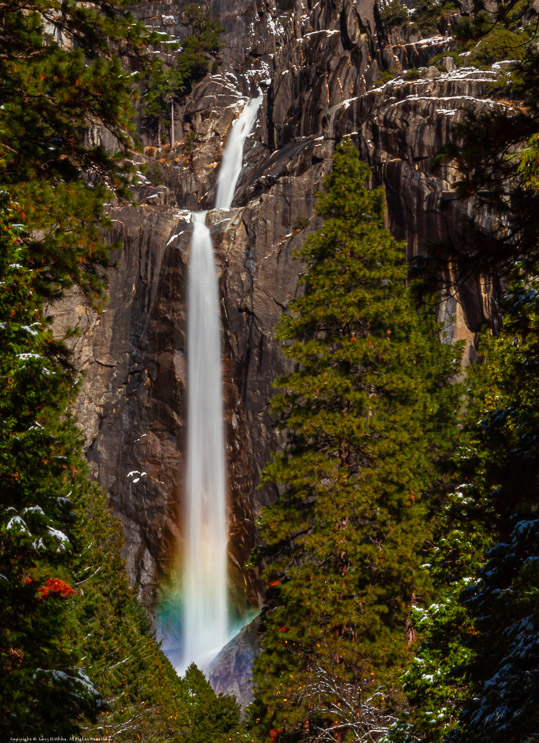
157;601;260;706
160;620;260;708
156;622;235;677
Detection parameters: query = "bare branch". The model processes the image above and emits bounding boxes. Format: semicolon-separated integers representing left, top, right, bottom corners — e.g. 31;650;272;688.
296;664;397;742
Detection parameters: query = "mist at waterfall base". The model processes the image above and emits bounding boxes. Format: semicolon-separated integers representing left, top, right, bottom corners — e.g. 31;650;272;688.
156;96;263;676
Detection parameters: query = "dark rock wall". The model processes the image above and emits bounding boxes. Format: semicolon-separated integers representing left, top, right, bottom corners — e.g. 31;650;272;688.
54;0;498;619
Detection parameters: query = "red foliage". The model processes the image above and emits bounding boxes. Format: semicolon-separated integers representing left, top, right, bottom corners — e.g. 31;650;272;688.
37;578;76;600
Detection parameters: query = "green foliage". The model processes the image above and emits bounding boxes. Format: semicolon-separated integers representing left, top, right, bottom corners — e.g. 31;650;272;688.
0;0;153;299
410;0;459;35
518;132;539;194
454;520;539;742
13;179;116;301
467;27;526;67
293;217;310;231
449;274;539;742
141;5;223;143
183;664;243;743
0;195;101;736
249;141;461;742
379;1;410;28
376;67;399;86
384;487;493;742
0;0;144;186
431;51;467;69
403;68;422;80
389;271;539;742
454;0;537;44
70;483;191;740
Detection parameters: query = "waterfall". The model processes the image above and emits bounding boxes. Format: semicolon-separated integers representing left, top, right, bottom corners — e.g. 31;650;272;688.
215;95;263;210
180;96;262;673
182;211;228;671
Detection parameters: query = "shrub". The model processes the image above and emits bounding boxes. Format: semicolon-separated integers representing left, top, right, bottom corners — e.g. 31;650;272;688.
467;27;526;67
380;1;410;28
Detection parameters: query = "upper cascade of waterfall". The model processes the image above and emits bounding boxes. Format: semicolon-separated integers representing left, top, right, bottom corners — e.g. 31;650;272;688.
215;95;263;210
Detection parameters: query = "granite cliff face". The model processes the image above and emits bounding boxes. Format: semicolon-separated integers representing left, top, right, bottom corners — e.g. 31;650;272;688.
53;0;499;636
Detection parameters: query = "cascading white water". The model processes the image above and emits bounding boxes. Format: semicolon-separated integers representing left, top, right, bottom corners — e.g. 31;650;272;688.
182;210;228;671
180;96;262;673
215;95;263;210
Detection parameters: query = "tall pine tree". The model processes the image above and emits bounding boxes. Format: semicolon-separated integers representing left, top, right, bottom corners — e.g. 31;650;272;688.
249;141;461;742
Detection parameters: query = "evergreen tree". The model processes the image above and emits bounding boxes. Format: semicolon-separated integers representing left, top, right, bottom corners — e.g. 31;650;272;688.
0;0;155;299
249;141;461;742
71;482;192;741
395;273;539;743
384;469;494;742
0;195;100;735
449;273;539;743
455;520;539;743
183;664;243;743
0;0;144;186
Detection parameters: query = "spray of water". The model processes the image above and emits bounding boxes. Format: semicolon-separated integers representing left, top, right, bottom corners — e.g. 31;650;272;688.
179;96;262;673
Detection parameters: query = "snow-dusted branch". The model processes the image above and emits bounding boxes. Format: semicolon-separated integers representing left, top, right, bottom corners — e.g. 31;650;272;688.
297;665;397;742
